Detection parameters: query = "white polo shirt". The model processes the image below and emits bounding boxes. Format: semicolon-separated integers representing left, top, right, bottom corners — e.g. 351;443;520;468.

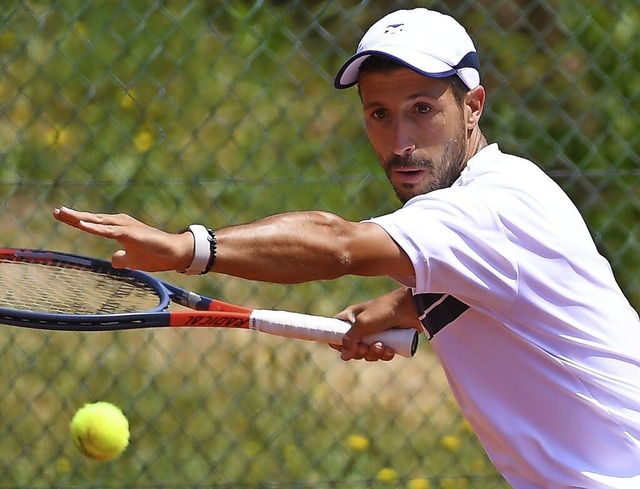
369;144;640;488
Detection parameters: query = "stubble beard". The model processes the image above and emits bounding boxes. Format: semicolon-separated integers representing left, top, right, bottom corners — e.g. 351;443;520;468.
385;129;468;204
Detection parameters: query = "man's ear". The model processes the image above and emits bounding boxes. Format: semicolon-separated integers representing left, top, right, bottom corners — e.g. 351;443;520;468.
465;85;485;130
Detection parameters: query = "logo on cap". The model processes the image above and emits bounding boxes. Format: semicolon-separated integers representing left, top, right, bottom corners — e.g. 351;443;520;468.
384;23;404;34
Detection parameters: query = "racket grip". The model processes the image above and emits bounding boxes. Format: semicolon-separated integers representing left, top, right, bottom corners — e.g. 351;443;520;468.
250;309;419;358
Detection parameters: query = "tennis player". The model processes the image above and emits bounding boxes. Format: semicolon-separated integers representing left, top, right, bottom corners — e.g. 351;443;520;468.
54;8;640;487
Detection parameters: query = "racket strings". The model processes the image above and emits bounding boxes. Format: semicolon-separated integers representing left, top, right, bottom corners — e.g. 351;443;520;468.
0;259;161;315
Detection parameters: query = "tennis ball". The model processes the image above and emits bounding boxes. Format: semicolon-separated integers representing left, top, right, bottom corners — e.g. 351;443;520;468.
70;401;130;461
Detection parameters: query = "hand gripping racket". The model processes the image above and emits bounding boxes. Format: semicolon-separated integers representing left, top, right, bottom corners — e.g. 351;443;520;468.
0;248;418;357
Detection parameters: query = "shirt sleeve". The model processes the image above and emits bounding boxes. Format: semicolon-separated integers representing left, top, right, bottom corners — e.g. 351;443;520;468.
368;187;519;311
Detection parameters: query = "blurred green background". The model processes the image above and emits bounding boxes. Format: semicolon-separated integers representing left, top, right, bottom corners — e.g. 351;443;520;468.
1;0;638;487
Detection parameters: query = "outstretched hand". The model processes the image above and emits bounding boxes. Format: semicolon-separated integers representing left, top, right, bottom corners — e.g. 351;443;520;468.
52;207;194;272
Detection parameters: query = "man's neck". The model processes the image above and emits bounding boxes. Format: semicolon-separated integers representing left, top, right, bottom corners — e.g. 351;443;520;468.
467;128;487;162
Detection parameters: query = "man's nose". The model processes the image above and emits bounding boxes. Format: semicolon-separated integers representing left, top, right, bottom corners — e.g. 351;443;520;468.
391;119;415;156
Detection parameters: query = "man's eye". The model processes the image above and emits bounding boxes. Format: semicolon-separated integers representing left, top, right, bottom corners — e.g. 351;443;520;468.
372;109;387;119
415;104;431;114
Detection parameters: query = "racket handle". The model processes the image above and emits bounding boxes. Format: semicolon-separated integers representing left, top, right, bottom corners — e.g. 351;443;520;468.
250;309;419;358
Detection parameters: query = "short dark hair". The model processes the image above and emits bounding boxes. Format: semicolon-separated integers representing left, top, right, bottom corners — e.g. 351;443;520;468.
358;55;468;106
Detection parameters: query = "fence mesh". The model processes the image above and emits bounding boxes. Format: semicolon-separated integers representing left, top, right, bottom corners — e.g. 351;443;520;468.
1;0;638;487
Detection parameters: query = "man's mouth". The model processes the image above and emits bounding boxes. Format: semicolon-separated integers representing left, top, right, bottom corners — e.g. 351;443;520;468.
392;167;426;184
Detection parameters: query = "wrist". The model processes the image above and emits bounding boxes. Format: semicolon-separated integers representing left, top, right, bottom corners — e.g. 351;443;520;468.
178;224;217;275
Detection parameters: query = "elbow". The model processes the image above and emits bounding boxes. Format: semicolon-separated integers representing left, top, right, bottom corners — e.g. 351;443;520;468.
275;211;365;282
316;212;358;277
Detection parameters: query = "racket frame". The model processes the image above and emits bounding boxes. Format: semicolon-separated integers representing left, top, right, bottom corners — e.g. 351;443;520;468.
0;248;418;357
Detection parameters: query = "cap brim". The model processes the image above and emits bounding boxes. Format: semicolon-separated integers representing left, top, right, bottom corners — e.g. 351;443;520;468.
334;48;455;89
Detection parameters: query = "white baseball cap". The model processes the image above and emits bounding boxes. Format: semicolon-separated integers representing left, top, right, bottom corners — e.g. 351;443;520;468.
334;8;480;90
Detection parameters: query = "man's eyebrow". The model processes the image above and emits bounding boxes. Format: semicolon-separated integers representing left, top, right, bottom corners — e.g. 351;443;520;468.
362;91;440;110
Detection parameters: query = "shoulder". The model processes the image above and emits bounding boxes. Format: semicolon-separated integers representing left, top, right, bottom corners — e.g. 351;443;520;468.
454;145;577;221
457;144;550;188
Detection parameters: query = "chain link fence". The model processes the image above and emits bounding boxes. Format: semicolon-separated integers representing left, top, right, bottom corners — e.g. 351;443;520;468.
1;0;638;487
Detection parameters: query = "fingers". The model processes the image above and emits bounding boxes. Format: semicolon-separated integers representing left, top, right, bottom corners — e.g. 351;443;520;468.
52;206;84;228
340;334;395;362
53;206;105;224
330;327;391;360
53;207;119;238
111;249;129;269
366;343;395;362
335;296;402;362
334;308;357;324
53;206;194;272
53;207;151;244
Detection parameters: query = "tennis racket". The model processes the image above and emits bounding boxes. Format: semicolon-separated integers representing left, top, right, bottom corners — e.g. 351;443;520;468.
0;248;418;357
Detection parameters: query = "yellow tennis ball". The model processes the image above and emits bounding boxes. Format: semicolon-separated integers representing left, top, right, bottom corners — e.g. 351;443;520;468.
70;401;130;461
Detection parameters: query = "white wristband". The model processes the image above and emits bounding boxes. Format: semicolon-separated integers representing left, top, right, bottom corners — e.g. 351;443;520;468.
180;224;211;275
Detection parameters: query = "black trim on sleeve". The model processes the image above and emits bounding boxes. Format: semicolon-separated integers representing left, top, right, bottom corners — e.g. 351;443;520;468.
413;293;470;340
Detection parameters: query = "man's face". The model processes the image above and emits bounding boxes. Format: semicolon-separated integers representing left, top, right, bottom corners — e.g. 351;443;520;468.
359;68;469;204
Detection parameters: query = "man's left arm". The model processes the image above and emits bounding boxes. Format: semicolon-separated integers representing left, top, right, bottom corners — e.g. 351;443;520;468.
335;287;422;361
52;206;414;283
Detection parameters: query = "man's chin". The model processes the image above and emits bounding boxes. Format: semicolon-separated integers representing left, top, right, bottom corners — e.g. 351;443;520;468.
393;184;424;204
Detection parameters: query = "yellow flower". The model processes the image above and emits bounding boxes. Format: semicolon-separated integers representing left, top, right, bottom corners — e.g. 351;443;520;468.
376;467;398;484
408;477;430;489
440;477;469;489
346;434;370;452
120;90;136;109
440;435;461;452
45;128;69;147
133;129;154;153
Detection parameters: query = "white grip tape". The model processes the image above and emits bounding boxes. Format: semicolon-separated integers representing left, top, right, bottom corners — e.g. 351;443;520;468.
250;309;418;358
